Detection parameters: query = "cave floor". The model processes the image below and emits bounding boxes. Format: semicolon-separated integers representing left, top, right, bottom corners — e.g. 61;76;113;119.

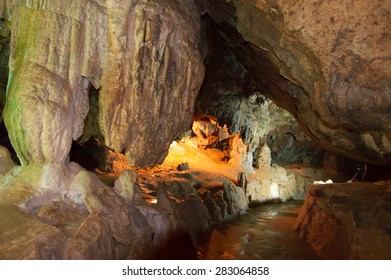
197;200;321;260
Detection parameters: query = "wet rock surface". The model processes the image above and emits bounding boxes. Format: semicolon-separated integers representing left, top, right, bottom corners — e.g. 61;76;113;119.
198;200;321;260
296;182;391;259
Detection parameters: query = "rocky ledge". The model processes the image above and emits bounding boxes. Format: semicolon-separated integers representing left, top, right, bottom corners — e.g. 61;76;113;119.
0;161;248;260
295;182;391;259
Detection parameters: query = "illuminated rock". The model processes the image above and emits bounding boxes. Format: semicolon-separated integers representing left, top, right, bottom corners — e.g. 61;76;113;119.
192;115;220;148
227;134;252;169
245;143;334;203
113;169;138;203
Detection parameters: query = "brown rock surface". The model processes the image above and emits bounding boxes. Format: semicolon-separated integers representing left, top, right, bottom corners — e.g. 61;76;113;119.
202;0;391;165
100;0;205;167
0;18;9;116
295;182;391;259
3;3;95;164
1;0;204;167
0;205;66;259
0;145;16;176
0;163;154;259
63;214;114;260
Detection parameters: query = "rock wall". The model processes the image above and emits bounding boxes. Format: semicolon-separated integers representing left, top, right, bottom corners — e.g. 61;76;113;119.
0;162;156;259
1;0;204;167
197;22;321;166
2;0;390;167
0;144;251;259
0;18;10;118
100;0;204;166
296;183;391;259
200;0;391;165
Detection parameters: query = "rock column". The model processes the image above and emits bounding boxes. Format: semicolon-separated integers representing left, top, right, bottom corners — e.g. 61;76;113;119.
100;0;205;166
3;4;89;164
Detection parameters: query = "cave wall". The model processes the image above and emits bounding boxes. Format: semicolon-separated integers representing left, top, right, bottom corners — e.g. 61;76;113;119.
99;0;204;166
1;0;390;168
199;0;391;165
0;18;9;119
197;19;322;166
0;0;204;167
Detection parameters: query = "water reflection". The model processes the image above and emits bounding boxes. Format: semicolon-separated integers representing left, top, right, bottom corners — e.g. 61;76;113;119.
197;200;321;260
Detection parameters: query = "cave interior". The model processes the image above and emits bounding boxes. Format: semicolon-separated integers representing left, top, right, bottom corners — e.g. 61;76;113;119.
0;0;390;260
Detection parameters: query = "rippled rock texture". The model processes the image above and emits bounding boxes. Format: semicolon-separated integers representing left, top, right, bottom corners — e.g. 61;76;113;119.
1;0;204;166
0;18;9;118
100;0;204;166
296;183;391;259
201;0;391;165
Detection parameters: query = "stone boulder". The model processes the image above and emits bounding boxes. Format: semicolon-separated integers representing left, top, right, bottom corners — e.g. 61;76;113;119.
245;144;334;203
0;162;154;259
113;169;138;203
295;182;391;259
0;205;66;259
199;177;248;223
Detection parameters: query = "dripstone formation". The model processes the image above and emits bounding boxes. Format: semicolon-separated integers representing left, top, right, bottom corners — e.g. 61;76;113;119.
0;0;390;260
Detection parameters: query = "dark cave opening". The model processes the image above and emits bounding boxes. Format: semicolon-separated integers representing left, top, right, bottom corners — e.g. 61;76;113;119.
0;122;19;165
69;139;103;172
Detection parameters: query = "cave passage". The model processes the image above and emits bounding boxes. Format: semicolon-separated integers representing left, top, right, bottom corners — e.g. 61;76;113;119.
0;0;390;262
197;200;320;260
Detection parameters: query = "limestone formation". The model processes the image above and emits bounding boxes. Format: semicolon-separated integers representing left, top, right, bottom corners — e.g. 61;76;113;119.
0;163;154;259
113;169;138;203
296;183;391;259
196;26;322;166
0;145;16;176
201;0;391;165
245;143;340;204
99;0;204;166
0;0;389;261
0;18;9;117
2;2;97;164
137;166;249;225
1;0;204;167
